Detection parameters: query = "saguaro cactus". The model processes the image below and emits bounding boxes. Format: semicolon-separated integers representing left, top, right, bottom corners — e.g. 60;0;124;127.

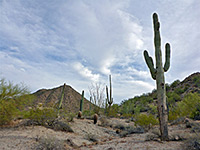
106;75;113;108
143;13;170;141
80;90;84;112
57;83;66;115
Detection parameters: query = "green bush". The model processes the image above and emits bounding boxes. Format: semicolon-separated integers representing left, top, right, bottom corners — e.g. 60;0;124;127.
176;93;200;119
170;80;180;88
134;113;158;129
193;76;200;87
168;108;179;121
167;92;181;105
108;104;120;117
0;79;33;125
66;112;76;122
174;87;185;94
121;113;134;118
23;107;57;125
148;104;157;115
82;110;95;117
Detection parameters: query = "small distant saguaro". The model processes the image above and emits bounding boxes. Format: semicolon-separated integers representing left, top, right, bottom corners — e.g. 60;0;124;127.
106;75;113;109
57;83;66;115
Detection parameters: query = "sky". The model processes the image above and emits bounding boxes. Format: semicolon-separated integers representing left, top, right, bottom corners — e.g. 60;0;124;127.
0;0;200;104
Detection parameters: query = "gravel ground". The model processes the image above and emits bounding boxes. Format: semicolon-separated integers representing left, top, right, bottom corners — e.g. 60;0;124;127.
0;118;198;150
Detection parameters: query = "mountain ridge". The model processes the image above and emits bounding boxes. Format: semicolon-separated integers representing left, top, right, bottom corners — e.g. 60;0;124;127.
33;83;93;114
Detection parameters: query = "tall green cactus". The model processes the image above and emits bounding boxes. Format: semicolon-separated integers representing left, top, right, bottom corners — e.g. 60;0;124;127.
80;90;84;112
143;13;170;141
57;83;66;115
89;96;92;111
106;75;113;108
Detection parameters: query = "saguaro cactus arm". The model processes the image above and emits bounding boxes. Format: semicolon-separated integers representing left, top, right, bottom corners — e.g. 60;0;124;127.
164;43;171;72
109;75;112;104
143;50;156;80
106;86;109;102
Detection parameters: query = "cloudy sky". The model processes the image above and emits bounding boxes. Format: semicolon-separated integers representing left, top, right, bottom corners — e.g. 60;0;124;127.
0;0;199;104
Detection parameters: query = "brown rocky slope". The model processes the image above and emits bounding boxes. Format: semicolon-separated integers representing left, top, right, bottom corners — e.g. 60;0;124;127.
33;84;93;114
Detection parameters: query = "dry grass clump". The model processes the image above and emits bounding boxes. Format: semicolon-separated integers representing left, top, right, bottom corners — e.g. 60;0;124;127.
181;133;200;150
99;116;110;127
84;133;99;142
35;135;66;150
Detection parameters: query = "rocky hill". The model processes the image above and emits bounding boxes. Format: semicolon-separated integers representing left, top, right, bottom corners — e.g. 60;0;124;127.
169;72;200;95
120;72;200;116
33;84;93;114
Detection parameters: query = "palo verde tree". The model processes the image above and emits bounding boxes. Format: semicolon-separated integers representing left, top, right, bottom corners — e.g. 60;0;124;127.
0;78;33;125
143;13;171;141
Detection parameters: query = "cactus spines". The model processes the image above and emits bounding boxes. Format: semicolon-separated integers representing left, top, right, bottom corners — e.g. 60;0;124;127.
106;75;113;108
94;114;98;124
143;13;170;141
80;90;84;112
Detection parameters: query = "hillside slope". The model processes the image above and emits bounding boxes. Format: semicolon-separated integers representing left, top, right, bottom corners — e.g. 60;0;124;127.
33;84;92;114
120;72;200;116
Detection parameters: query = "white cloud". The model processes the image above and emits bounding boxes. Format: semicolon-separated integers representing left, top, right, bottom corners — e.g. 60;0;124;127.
73;62;100;82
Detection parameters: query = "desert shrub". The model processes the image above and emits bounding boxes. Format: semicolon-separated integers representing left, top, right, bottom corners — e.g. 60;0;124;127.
82;110;95;117
134;113;158;129
66;112;76;122
167;92;181;106
107;104;120;117
148;104;157;115
23;107;57;125
121;113;134;118
168;108;179;121
0;79;33;125
176;93;200;119
193;76;200;88
170;80;180;88
165;83;170;91
120;100;135;115
99;116;110;127
183;86;189;92
120;94;154;115
174;87;185;94
35;135;66;150
181;133;200;150
85;133;99;142
59;110;76;122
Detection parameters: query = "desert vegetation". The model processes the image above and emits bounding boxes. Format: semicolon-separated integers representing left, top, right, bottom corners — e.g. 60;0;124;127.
0;72;200;149
1;12;200;149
